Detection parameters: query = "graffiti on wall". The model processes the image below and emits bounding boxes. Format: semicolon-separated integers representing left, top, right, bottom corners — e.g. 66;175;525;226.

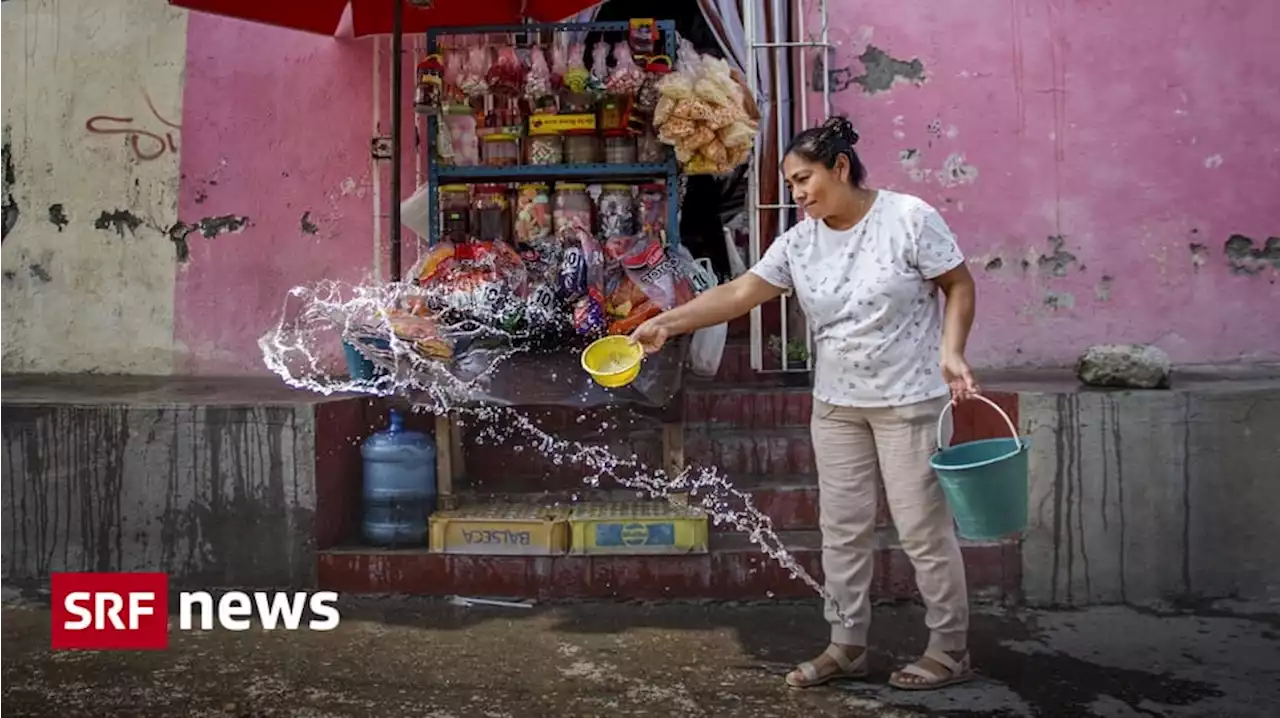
84;90;181;162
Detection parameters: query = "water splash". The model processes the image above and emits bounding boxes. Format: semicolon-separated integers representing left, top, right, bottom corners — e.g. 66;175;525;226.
259;278;856;628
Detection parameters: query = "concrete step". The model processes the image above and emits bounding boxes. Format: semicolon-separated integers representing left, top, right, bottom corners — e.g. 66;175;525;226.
683;383;813;428
459;392;1020;496
317;529;1020;602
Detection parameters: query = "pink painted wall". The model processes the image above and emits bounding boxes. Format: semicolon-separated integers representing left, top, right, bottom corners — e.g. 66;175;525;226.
176;15;377;374
813;0;1279;367
170;1;1279;376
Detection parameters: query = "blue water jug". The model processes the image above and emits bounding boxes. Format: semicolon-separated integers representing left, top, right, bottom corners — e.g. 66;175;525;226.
361;409;437;547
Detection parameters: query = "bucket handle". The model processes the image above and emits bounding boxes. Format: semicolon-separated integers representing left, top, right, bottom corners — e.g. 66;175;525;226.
936;394;1023;451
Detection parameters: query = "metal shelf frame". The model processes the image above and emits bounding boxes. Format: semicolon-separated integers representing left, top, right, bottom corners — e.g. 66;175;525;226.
422;20;682;248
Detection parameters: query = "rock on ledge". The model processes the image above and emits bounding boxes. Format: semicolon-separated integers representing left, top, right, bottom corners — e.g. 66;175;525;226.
1076;344;1172;389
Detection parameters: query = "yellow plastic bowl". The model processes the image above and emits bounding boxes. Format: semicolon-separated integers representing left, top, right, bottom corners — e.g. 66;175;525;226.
581;335;644;388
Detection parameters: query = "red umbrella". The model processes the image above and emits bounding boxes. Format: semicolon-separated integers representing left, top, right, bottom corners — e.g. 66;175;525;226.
169;0;602;278
169;0;601;37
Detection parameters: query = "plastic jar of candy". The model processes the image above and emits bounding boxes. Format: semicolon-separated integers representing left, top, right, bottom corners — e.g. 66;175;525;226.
525;133;563;165
637;128;665;163
553;183;593;236
603;134;637;165
598;96;629;132
514;183;552;243
562;131;601;164
560;90;595;114
440;110;480;166
597;184;635;239
481;134;520;167
439;184;472;243
471;184;512;243
638;182;667;239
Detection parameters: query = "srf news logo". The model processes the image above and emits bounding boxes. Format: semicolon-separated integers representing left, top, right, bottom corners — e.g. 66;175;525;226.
51;572;340;650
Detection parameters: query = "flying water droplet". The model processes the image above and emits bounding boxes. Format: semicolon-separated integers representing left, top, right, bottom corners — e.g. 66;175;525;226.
259;277;857;627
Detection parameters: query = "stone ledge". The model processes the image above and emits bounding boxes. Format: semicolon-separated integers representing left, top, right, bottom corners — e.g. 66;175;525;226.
0;373;365;407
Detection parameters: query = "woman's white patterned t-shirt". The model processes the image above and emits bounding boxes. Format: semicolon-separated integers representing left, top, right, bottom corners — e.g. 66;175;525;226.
749;190;965;408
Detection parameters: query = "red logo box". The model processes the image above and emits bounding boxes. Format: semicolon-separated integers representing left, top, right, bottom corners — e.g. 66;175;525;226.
50;572;170;650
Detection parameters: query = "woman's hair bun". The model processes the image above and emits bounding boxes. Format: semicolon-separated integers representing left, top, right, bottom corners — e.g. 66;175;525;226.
821;116;860;147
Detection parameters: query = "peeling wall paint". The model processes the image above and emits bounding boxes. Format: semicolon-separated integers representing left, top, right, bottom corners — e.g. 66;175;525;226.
807;1;1280;366
2;127;20;240
1;0;187;374
1222;235;1280;275
1;2;377;376
851;45;925;94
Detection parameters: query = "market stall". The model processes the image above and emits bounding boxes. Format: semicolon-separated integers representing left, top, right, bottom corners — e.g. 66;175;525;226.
342;17;758;549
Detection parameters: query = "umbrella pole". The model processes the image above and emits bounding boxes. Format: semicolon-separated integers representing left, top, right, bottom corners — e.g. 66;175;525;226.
389;0;404;281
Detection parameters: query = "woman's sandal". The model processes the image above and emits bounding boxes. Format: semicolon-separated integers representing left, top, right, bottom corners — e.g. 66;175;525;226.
784;644;869;688
888;650;974;691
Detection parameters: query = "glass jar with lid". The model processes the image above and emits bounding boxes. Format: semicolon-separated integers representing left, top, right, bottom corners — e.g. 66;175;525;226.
562;130;601;164
552;183;593;237
514;183;552;244
471;184;512;244
439;184;471;243
637;128;666;163
481;133;520;167
598;96;629;132
559;89;595;114
638;182;667;240
597;184;635;239
524;133;563;165
603;134;637;165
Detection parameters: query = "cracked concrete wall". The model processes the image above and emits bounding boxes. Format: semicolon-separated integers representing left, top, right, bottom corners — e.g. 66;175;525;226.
813;1;1280;367
1;1;378;376
1019;382;1280;606
0;403;319;587
1;0;187;373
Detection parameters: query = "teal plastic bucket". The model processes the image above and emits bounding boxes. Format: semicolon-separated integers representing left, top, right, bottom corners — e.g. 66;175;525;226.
929;395;1031;541
343;338;390;381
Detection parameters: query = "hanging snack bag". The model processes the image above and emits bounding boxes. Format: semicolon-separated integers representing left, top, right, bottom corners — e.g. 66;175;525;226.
637;55;672;112
460;45;491;98
523;278;562;335
617;235;696;310
550;35;569;90
564;41;590;93
487;43;526;95
572;235;608;337
607;42;645;96
381;310;454;361
525;45;554;103
588;41;610;94
443;50;465;103
605;274;662;336
558;233;588;302
413;240;459;288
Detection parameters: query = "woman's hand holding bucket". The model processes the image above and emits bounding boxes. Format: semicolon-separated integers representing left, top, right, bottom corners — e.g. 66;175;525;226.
941;351;981;403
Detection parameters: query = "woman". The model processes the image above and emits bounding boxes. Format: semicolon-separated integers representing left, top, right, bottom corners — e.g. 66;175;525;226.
630;117;980;691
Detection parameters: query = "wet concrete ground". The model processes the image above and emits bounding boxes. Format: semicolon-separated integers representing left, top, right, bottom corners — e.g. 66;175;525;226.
4;587;1278;717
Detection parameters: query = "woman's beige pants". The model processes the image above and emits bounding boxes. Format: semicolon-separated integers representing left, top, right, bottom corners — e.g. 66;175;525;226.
811;395;969;653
